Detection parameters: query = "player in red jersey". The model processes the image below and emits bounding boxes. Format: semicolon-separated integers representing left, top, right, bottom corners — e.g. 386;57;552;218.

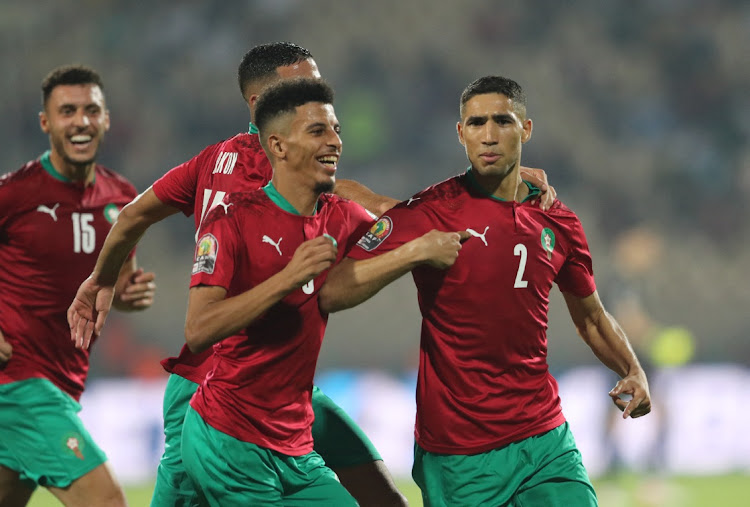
0;65;155;507
320;76;652;506
68;42;409;507
67;43;553;505
180;77;464;505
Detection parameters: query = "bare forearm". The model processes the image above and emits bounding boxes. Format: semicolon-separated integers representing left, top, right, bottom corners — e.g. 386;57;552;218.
334;179;399;217
185;272;297;353
94;189;178;286
320;247;420;313
581;309;643;378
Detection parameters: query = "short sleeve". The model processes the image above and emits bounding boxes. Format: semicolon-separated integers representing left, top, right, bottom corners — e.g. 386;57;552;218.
190;207;238;290
153;148;211;217
0;173;18;230
348;204;429;260
555;217;596;298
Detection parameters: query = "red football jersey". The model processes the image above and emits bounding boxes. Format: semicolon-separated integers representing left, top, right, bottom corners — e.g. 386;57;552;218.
188;185;373;455
0;152;137;401
152;130;273;383
349;170;597;454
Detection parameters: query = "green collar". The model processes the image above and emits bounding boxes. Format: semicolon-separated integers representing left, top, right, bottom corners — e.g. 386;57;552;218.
40;150;96;184
40;150;71;182
248;122;259;134
262;181;319;216
465;167;539;203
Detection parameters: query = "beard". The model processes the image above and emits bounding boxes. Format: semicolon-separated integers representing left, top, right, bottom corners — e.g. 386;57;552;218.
314;179;335;194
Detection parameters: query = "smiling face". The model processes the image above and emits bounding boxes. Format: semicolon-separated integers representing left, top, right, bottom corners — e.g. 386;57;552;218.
283;102;341;193
39;83;110;178
457;92;531;181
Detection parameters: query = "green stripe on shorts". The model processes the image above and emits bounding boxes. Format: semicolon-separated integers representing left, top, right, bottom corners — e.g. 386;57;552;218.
0;378;107;489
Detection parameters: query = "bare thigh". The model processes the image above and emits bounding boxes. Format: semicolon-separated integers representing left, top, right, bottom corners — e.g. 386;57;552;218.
332;460;408;507
46;462;126;507
0;466;33;507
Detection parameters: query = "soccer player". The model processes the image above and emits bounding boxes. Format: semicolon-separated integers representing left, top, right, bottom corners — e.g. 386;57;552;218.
0;65;156;507
320;75;652;506
180;78;466;505
67;43;552;505
68;42;408;507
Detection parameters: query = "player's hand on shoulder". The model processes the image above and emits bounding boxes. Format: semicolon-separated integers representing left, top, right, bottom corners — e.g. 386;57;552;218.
416;229;471;269
519;166;556;211
116;268;157;311
285;235;338;288
609;371;652;419
0;328;12;364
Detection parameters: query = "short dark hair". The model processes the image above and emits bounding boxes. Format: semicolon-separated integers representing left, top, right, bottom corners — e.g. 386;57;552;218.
41;64;104;107
237;42;313;100
255;78;334;139
460;76;527;118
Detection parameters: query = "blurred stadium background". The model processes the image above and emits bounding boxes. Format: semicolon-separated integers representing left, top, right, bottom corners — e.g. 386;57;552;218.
3;0;748;505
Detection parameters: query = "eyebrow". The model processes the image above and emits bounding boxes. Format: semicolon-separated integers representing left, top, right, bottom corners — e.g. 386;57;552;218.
466;113;514;123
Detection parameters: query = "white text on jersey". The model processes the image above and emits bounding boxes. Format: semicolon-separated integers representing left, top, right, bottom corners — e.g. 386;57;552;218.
212;152;238;175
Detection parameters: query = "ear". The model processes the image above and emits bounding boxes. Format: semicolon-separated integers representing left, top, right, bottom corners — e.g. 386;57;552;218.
456;121;465;147
521;118;533;144
248;94;260;115
39;111;50;134
103;108;111;132
267;133;285;160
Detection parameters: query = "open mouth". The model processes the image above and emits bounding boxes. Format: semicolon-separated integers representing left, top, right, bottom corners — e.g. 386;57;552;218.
69;134;94;151
317;154;339;173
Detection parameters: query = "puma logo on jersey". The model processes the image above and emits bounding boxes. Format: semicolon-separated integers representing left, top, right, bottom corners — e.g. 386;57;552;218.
215;201;233;214
407;197;420;206
466;226;490;246
262;235;283;256
36;203;60;221
212;152;238;175
302;280;314;294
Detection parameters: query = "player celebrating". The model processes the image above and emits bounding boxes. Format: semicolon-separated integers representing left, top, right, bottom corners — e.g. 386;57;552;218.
320;75;652;506
180;78;466;505
68;42;407;506
0;65;155;507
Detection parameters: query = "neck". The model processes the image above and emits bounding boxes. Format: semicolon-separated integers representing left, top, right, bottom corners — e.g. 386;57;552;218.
270;171;321;216
49;149;95;184
471;163;529;202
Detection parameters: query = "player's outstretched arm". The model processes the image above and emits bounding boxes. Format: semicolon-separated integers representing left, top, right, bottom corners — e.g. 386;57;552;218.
319;229;470;314
519;166;556;211
185;235;337;354
68;187;179;350
563;290;652;419
334;179;400;217
112;258;156;312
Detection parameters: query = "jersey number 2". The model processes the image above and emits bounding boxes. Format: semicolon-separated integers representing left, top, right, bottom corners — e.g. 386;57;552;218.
514;243;528;288
72;212;96;254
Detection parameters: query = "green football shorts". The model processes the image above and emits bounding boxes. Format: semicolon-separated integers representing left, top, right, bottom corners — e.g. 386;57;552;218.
413;422;598;507
311;385;382;467
151;376;381;506
0;378;108;489
150;373;202;507
181;406;357;505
